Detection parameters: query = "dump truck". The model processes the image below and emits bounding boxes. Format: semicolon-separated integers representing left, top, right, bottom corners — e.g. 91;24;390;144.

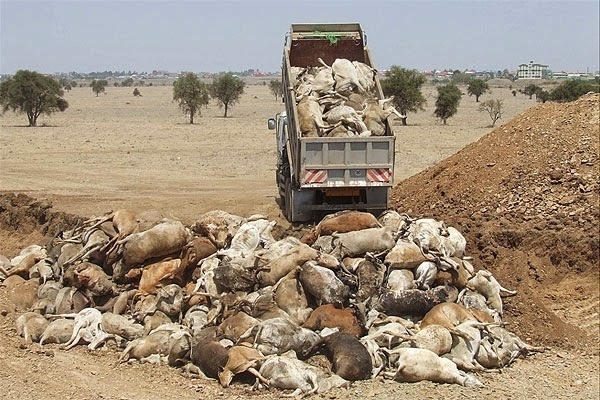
268;23;395;222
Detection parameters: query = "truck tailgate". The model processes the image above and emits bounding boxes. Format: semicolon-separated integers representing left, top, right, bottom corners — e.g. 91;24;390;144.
299;136;395;188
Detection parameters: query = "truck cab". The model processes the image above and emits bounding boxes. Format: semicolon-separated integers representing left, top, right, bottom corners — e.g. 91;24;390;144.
268;112;289;199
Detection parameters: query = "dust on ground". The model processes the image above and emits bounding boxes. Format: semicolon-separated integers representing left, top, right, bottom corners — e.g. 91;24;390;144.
0;88;598;400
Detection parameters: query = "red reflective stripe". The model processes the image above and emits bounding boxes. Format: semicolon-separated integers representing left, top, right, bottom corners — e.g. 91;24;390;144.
303;169;327;183
367;168;391;182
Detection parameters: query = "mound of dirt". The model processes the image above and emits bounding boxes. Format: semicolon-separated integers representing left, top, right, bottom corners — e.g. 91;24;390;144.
391;93;599;351
0;193;84;256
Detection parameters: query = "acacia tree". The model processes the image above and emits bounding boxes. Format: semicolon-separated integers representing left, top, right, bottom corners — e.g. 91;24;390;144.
451;71;472;84
0;70;68;127
209;73;245;117
479;99;503;127
380;66;426;125
522;84;541;99
58;77;72;91
467;78;489;102
550;80;599;102
90;79;108;96
434;83;462;125
172;72;209;124
537;90;550;103
268;79;283;101
121;78;134;87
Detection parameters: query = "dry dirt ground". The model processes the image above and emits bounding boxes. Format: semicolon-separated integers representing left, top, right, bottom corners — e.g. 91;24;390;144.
0;82;598;400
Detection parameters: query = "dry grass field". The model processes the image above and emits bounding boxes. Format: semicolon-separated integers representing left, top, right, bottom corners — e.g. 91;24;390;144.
1;80;598;400
1;80;534;223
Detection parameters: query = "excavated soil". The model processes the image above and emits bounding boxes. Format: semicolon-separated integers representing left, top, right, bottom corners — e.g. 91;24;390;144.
391;93;599;352
0;85;598;399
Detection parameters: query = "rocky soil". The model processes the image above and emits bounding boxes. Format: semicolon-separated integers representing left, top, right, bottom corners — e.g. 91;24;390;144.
391;93;599;351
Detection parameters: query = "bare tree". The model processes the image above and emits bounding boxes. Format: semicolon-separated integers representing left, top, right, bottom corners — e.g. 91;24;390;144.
479;99;503;127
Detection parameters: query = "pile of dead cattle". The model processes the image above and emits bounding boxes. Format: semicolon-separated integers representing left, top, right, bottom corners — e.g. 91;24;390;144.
291;57;403;137
1;209;545;396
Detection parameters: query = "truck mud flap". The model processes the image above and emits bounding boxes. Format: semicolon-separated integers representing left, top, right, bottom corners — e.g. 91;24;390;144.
285;181;316;223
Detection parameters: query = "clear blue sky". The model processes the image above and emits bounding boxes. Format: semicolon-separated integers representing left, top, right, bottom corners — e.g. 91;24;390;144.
1;0;598;75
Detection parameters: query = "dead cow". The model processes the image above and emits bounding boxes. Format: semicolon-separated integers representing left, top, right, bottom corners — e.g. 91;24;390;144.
192;210;244;249
361;97;403;136
420;302;494;330
219;311;259;342
384;240;430;270
392;324;453;356
101;312;145;341
16;312;49;344
457;288;500;322
387;347;483;387
179;237;218;271
218;345;265;387
298;261;349;307
323;57;367;94
256;354;350;396
413;260;438;290
301;210;381;245
323;104;367;134
240;316;321;357
297;94;327;137
476;325;546;368
2;245;47;279
39;318;75;345
100;209;139;256
257;243;318;287
354;256;387;303
332;227;396;259
216;221;264;258
302;304;363;337
57;308;114;350
53;286;91;315
466;270;517;316
273;274;313;325
443;320;488;372
319;331;373;381
137;259;185;295
375;285;458;319
72;261;115;297
121;219;190;266
119;324;188;364
386;269;416;293
190;339;229;379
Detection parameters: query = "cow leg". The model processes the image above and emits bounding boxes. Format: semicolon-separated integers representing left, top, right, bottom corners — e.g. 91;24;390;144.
499;285;517;296
23;327;33;345
247;367;270;386
63;321;85;349
118;339;138;364
88;331;114;350
283;388;304;398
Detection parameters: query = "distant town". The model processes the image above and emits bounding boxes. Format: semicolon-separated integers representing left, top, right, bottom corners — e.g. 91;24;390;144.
1;61;599;84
